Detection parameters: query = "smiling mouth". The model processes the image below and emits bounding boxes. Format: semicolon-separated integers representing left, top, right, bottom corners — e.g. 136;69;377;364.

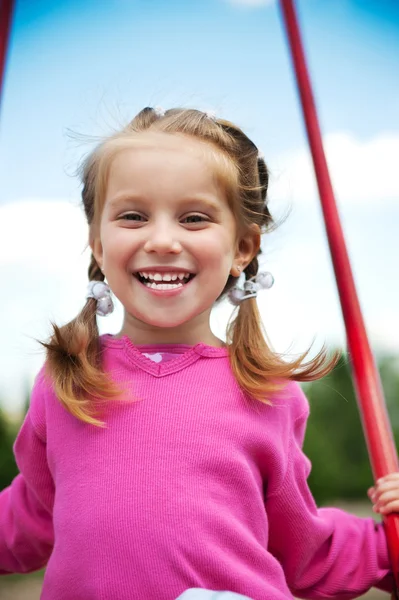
134;271;196;290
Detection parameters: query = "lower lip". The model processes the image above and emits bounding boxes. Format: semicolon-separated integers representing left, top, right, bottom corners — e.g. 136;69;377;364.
135;276;195;297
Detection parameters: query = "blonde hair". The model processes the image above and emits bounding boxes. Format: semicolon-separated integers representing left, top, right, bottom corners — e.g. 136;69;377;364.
43;107;337;426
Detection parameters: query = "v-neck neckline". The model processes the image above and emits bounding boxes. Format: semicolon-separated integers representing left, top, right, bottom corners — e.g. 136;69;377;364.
101;334;229;377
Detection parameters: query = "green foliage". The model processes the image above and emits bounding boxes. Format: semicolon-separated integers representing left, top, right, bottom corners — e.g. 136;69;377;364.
378;356;399;435
0;387;30;492
303;354;399;504
0;408;19;491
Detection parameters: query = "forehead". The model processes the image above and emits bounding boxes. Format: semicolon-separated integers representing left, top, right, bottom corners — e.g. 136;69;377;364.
119;131;210;156
112;131;221;171
102;132;236;199
110;133;210;176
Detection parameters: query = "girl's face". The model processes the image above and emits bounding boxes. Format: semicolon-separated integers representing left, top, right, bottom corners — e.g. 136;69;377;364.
91;132;258;344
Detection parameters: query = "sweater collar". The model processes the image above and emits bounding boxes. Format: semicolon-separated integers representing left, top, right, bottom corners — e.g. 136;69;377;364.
101;334;229;377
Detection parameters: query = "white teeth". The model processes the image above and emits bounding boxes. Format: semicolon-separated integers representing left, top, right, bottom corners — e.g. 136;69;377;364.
145;282;183;290
137;271;191;282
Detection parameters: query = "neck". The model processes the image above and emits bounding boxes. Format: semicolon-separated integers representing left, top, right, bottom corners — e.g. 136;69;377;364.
117;310;224;347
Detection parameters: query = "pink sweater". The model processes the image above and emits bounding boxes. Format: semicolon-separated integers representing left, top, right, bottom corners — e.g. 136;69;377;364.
0;335;393;599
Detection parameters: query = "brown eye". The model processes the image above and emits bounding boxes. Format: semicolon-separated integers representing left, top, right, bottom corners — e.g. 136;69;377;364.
121;213;146;222
182;214;208;224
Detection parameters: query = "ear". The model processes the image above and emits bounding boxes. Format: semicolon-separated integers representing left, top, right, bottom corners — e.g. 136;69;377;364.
89;225;103;270
234;224;261;270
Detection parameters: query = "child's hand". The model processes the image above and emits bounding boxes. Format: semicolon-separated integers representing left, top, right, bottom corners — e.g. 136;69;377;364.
368;473;399;515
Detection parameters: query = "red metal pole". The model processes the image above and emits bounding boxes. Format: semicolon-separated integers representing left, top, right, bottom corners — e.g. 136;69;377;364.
279;0;399;588
0;0;15;114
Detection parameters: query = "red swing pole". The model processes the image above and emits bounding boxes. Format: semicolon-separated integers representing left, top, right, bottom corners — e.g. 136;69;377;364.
279;0;399;588
0;0;15;115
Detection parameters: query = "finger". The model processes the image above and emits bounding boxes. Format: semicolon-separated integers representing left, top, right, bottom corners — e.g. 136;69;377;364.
374;478;399;492
376;473;399;485
377;500;399;515
373;481;399;500
374;489;399;506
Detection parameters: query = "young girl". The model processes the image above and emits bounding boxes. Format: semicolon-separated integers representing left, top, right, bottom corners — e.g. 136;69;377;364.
0;107;398;600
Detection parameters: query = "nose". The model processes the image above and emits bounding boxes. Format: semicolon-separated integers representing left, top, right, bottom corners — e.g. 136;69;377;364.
143;221;182;255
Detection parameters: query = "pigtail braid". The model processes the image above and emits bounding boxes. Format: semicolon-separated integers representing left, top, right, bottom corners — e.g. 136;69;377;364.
42;253;120;427
227;257;282;401
228;255;338;403
257;155;273;230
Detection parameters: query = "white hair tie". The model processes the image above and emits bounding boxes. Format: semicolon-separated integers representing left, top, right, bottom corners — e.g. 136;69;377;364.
153;106;166;118
204;110;217;121
228;271;274;306
87;281;114;317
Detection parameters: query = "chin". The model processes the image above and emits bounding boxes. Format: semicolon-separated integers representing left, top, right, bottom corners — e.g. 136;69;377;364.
134;311;194;330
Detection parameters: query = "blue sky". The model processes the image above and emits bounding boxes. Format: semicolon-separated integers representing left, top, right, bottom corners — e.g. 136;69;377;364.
0;0;398;414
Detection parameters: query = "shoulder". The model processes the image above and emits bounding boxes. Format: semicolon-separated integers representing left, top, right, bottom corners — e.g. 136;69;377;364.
268;380;310;449
253;380;310;452
273;380;310;422
27;364;57;440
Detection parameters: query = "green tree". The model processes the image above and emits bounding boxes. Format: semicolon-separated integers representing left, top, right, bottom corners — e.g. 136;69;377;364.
303;354;399;504
0;408;19;491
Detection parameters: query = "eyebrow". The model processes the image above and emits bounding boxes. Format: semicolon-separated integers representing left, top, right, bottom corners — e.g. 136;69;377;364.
107;194;223;212
179;195;223;212
107;194;144;209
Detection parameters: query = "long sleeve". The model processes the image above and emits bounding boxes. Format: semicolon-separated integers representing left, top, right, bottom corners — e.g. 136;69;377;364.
266;386;394;599
0;372;54;574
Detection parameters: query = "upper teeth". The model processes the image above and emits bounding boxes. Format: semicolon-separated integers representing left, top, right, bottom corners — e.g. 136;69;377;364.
138;272;191;282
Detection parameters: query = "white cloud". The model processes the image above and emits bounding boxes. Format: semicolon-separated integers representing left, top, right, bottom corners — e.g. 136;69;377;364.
369;313;399;354
0;199;124;416
223;0;275;7
0;200;88;268
270;132;399;208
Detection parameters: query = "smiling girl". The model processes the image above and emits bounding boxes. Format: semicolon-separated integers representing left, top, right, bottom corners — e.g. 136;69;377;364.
0;107;397;600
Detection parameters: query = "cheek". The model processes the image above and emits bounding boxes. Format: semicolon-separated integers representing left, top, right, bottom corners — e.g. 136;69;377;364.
196;230;236;265
101;227;139;262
